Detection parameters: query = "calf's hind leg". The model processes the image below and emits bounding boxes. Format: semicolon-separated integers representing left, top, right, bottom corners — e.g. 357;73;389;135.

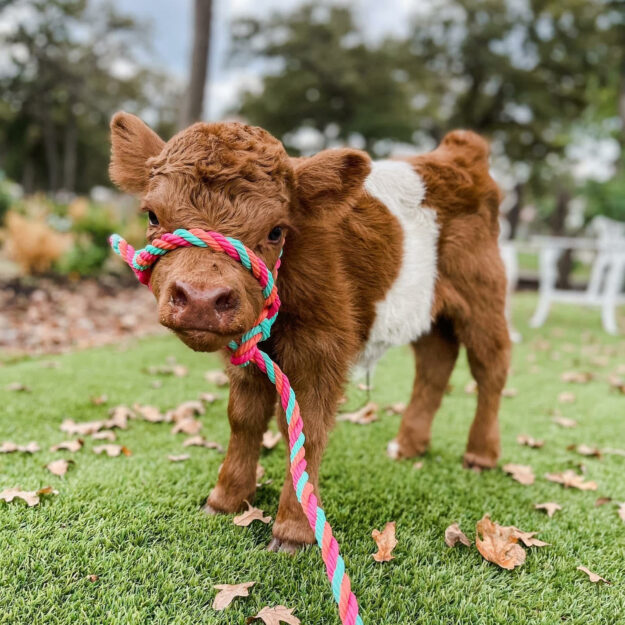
389;320;459;459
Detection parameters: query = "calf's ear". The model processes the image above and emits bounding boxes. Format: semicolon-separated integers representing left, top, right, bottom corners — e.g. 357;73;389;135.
109;112;165;194
293;148;371;218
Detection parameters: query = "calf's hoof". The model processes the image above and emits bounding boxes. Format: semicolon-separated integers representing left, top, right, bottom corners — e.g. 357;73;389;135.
266;537;304;555
463;451;498;471
202;486;252;515
387;437;429;460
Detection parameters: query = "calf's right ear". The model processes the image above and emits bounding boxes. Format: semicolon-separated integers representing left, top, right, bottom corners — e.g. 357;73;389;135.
109;112;165;194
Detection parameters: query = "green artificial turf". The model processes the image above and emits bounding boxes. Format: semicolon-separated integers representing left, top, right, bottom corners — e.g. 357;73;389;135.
0;293;624;624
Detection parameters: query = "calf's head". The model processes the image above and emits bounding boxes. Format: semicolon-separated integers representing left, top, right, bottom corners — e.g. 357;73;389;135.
109;112;371;352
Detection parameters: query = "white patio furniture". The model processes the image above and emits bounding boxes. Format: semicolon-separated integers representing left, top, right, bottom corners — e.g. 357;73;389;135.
530;216;625;335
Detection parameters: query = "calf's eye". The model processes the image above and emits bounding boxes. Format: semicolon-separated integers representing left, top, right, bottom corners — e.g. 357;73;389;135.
148;211;159;226
268;226;283;243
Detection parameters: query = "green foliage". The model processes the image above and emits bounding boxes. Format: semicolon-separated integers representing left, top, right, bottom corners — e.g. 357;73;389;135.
584;167;625;222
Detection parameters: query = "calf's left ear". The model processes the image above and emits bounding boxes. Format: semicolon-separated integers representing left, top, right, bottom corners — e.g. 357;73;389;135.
109;112;165;194
293;148;371;218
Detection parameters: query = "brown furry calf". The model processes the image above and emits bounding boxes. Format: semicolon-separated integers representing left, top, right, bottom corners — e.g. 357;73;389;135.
110;113;510;552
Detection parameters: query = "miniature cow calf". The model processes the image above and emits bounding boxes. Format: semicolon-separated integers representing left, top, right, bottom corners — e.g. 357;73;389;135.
109;113;511;552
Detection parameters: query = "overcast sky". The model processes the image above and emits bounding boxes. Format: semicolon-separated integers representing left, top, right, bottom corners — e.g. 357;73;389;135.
113;0;424;119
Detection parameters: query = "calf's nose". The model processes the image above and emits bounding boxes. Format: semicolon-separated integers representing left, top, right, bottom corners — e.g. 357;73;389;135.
168;280;239;331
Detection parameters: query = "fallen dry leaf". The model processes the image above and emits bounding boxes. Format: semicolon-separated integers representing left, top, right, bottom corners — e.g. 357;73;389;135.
171;418;202;435
167;400;205;422
608;375;625;393
545;470;597;491
246;605;300;625
213;581;256;611
503;463;535;486
357;382;373;391
445;523;471;548
502;387;518;398
464;380;477;394
0;486;58;507
50;439;83;452
106;406;134;429
595;497;612;507
147;363;188;377
517;434;544;449
6;382;30;392
413;461;423;470
618;502;625;523
133;403;167;423
511;528;549;548
199;392;219;404
87;574;99;582
182;436;224;452
577;565;611;584
371;521;397;562
569;444;602;459
558;392;576;404
61;418;105;436
92;430;116;441
553;417;577;429
205;370;229;386
46;459;73;477
385;402;406;415
93;444;131;457
475;515;526;570
256;464;265;481
90;394;108;405
168;454;190;462
262;431;282;449
338;402;378;425
233;502;272;527
561;371;593;384
534;502;562;517
1;441;40;453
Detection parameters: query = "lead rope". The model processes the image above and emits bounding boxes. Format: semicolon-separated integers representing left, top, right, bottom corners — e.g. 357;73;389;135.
110;228;363;625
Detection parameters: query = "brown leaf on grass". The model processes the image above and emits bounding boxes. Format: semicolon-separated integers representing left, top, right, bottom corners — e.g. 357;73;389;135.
595;497;612;507
6;382;30;392
503;463;535;486
133;403;167;423
205;370;229;387
199;392;219;404
567;443;602;459
618;502;625;523
545;470;597;491
246;605;300;625
371;521;397;562
558;392;576;404
517;434;544;449
0;486;58;507
168;454;190;462
147;363;188;377
561;371;593;384
87;574;99;582
534;502;562;517
262;431;282;449
413;461;424;470
181;435;224;452
445;523;471;547
553;417;577;429
1;441;40;453
337;402;378;425
384;402;406;416
50;439;83;452
92;430;116;441
233;502;272;527
46;459;73;477
464;380;477;394
90;394;108;405
171;418;202;435
93;444;131;457
106;405;134;429
608;375;625;393
256;464;265;481
502;388;518;398
511;529;549;548
212;581;256;611
61;418;105;436
577;566;611;584
357;382;373;392
475;515;526;570
167;400;205;422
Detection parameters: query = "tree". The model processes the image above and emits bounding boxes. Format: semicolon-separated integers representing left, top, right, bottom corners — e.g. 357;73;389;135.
0;0;180;194
179;0;213;126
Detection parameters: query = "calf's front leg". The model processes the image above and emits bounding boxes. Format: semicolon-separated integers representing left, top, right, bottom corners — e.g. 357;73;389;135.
203;366;276;514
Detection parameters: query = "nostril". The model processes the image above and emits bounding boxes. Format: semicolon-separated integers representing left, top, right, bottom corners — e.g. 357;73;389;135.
170;282;189;309
214;288;238;313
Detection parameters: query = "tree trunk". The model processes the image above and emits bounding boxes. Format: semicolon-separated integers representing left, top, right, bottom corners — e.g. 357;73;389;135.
180;0;213;127
41;101;59;193
507;182;524;239
550;188;573;289
63;111;78;193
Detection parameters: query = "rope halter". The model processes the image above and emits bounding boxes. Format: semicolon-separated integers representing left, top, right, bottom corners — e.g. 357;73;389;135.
109;228;364;625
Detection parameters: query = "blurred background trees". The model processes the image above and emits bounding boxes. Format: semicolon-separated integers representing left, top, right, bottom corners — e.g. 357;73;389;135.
0;0;623;280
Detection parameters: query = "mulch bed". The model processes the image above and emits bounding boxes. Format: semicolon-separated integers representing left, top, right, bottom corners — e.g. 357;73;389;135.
0;277;164;357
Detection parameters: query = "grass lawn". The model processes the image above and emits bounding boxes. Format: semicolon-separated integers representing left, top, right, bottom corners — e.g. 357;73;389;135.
1;293;624;625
